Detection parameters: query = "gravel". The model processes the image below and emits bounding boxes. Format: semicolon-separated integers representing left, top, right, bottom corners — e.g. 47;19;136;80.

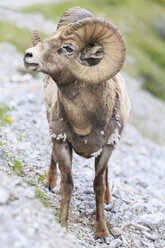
0;43;165;248
108;239;122;248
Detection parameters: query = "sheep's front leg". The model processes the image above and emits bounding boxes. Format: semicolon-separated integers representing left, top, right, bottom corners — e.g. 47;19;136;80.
53;140;73;229
45;150;58;190
94;145;113;241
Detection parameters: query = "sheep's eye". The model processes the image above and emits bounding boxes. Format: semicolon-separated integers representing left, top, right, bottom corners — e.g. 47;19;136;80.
62;45;73;53
65;46;73;52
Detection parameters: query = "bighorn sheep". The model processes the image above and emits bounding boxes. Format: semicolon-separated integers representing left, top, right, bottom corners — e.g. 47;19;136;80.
24;7;130;242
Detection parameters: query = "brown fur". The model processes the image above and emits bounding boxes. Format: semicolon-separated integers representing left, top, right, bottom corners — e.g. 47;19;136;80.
24;7;130;241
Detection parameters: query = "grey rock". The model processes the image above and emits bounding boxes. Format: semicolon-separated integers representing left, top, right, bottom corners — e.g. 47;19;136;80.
86;209;95;215
104;203;113;211
0;147;8;167
84;189;94;194
138;213;164;230
143;231;158;241
132;234;142;248
147;244;155;248
108;239;122;248
110;228;121;238
0;187;10;204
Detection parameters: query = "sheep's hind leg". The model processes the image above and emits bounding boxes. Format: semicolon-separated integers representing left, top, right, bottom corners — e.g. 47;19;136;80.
45;150;58;191
104;167;112;204
94;145;114;242
54;140;73;229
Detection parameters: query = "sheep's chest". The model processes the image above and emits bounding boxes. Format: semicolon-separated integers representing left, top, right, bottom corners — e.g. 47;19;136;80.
49;80;120;158
58;81;116;137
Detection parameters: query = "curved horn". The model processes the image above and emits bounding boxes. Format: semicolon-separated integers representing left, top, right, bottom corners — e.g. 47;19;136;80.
57;6;93;29
31;30;42;46
64;17;126;83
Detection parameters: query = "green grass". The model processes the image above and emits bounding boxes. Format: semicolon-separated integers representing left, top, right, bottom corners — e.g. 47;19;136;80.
23;0;165;101
0;21;47;54
38;173;47;183
17;135;23;142
0;141;7;146
0;21;32;54
23;179;36;186
35;189;50;207
8;158;25;177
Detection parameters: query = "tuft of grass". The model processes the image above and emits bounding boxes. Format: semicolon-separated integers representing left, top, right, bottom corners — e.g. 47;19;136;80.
14;161;23;170
17;135;23;142
53;208;60;222
23;0;165;101
0;141;7;146
35;189;50;207
23;179;36;186
38;173;47;183
8;158;25;177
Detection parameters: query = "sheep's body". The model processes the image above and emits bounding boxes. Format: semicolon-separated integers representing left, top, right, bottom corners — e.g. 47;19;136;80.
24;6;130;242
44;73;130;158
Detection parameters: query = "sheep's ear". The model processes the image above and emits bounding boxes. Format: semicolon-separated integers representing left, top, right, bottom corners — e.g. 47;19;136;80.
81;45;104;60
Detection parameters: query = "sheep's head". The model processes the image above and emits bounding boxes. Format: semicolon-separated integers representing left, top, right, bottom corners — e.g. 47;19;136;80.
24;27;80;77
24;14;126;84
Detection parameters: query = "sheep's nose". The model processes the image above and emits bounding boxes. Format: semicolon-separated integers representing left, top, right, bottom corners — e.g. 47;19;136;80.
25;51;33;58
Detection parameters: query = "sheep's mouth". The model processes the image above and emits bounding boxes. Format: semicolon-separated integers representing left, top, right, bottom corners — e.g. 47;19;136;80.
24;61;39;71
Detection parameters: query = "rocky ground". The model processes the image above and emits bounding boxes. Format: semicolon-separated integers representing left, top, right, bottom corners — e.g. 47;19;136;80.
0;42;165;248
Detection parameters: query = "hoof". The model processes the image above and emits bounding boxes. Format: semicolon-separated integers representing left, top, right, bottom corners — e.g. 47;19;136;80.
45;170;57;191
59;219;69;231
104;196;112;204
45;183;55;192
100;236;110;244
95;220;110;240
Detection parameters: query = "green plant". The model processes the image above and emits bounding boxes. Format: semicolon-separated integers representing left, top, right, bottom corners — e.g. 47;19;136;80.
53;208;60;222
0;141;7;146
17;135;23;142
23;179;36;186
35;189;50;207
8;157;25;177
38;173;47;183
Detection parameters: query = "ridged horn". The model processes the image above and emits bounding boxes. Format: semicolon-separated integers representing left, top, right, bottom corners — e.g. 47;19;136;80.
64;17;126;83
31;30;42;46
57;6;93;29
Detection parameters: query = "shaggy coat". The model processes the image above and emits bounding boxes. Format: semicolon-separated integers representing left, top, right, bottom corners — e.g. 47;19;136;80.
24;7;130;242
